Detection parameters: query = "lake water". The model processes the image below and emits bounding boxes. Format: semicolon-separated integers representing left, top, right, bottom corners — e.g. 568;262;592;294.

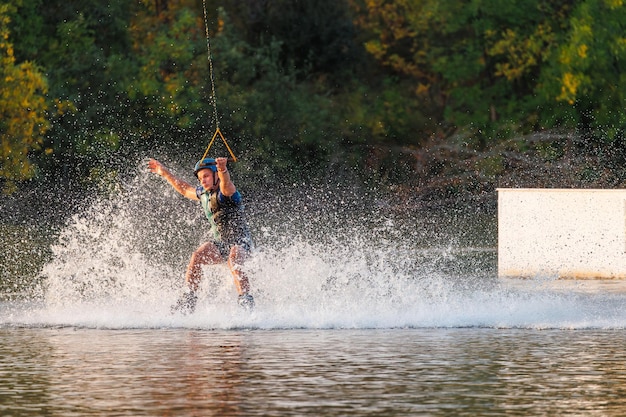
4;273;626;416
3;170;626;415
2;326;626;416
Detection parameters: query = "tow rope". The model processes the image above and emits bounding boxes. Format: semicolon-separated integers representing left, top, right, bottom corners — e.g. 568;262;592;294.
201;0;237;162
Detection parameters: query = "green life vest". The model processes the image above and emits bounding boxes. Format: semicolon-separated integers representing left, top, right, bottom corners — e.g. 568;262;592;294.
197;187;251;247
198;190;220;239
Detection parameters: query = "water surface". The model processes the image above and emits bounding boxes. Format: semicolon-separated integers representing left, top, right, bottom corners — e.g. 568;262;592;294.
3;168;626;415
2;327;626;416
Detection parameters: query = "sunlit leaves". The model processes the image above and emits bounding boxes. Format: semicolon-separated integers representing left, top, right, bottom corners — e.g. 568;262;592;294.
128;2;207;128
487;24;556;82
0;2;48;193
550;0;626;136
351;0;626;139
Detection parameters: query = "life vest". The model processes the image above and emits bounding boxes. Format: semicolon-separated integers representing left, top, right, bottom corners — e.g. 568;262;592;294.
197;187;251;247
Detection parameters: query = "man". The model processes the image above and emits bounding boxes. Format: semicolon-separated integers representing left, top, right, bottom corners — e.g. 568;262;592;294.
148;156;254;313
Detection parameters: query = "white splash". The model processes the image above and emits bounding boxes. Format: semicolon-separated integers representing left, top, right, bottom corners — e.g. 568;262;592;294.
4;165;626;330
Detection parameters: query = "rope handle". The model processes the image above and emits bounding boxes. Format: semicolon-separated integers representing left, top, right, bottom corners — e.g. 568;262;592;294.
201;127;238;162
200;2;239;164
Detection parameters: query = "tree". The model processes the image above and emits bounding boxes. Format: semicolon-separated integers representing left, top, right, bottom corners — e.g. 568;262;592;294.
228;0;362;79
349;0;574;138
26;0;135;187
128;0;208;132
543;0;626;138
0;2;49;194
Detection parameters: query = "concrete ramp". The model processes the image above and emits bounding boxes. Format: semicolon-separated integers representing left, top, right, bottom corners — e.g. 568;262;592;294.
498;188;626;279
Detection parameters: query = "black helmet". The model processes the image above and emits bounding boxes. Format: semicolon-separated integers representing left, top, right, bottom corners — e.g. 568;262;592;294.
194;158;217;177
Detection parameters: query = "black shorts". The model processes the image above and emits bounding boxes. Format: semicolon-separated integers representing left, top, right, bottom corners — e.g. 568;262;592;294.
213;237;253;260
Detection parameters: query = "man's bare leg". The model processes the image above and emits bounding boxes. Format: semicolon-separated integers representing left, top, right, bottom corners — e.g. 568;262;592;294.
228;245;250;295
172;242;222;314
186;242;223;291
228;245;254;310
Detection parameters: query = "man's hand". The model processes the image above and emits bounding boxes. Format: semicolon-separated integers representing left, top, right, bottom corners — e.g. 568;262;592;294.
215;157;228;172
148;158;198;200
215;156;236;196
148;158;165;176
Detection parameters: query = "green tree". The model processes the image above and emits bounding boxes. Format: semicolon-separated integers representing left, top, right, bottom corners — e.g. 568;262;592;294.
222;0;362;79
542;0;626;139
10;0;137;188
349;0;574;139
128;0;208;132
128;3;359;180
199;8;342;178
0;1;49;194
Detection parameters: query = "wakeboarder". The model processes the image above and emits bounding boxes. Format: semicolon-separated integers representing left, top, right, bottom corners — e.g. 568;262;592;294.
148;157;254;313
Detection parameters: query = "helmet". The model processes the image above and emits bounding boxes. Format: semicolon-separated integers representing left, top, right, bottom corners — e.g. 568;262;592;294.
194;157;217;177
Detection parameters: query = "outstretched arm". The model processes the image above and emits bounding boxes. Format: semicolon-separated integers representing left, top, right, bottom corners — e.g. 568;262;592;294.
148;159;199;200
215;157;237;197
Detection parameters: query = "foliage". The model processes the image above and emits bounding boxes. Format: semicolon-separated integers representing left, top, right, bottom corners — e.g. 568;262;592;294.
350;0;575;139
0;1;48;194
546;0;626;140
6;0;137;189
3;0;626;196
220;0;362;80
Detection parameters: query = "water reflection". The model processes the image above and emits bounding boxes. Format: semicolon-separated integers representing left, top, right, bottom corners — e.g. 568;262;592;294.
2;328;626;416
1;329;250;416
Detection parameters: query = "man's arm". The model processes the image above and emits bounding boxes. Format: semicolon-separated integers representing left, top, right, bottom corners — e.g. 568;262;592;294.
148;159;199;200
215;157;237;197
